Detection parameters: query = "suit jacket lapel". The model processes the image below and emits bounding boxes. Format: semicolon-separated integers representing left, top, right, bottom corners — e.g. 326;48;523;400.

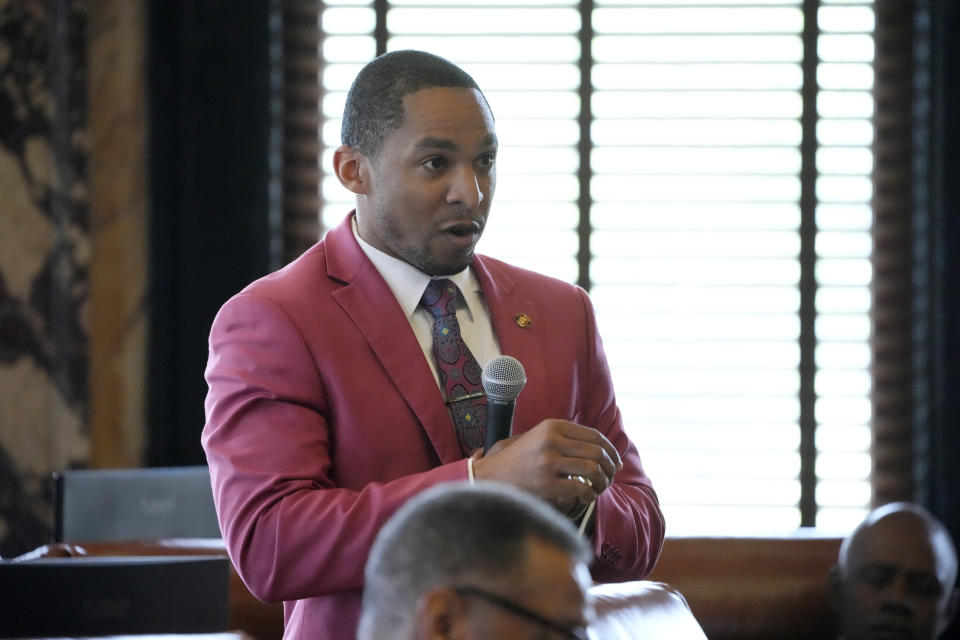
473;256;549;434
325;216;464;464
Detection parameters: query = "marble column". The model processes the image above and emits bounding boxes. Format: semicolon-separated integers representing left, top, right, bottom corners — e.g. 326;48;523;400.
0;0;148;557
87;0;148;469
0;0;90;556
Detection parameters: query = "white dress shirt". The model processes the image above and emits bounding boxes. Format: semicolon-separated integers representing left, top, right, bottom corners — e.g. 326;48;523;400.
352;218;501;391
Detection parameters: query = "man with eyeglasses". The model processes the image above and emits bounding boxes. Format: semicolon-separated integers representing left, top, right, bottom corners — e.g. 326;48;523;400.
358;481;592;640
828;502;958;640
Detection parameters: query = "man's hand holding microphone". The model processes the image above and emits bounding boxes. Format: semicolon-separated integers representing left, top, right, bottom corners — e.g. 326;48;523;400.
472;356;623;526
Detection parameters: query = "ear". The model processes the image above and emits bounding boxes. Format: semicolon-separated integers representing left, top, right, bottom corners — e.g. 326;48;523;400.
332;144;371;196
415;587;468;640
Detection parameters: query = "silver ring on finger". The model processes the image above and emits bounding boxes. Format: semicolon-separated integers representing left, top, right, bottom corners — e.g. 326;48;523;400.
568;474;593;489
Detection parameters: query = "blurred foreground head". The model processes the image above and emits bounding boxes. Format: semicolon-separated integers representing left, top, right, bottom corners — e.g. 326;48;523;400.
829;502;959;640
358;481;592;640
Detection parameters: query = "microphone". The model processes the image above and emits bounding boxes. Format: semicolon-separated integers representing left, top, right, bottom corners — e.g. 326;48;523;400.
481;355;527;452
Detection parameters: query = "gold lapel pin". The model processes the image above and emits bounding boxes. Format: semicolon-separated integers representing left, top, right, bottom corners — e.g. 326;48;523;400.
514;313;532;328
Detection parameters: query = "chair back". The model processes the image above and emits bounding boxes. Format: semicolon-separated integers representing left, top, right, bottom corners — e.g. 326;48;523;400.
588;580;708;640
0;555;229;637
53;465;221;542
646;534;842;640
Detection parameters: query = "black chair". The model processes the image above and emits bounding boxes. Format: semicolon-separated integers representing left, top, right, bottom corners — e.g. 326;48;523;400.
53;465;221;542
0;555;229;637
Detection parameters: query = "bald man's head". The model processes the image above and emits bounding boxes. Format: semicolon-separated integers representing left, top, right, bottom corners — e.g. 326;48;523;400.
829;502;958;640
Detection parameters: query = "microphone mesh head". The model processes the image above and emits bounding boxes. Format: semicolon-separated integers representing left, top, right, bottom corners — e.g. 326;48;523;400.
481;355;527;402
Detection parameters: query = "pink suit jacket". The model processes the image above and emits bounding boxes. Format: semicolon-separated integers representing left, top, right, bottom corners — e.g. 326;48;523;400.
202;213;664;640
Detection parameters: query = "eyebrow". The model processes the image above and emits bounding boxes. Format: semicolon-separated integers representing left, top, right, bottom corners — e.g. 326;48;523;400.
414;134;498;152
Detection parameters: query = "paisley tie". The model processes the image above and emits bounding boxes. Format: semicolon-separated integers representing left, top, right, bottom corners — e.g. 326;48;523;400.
420;278;487;455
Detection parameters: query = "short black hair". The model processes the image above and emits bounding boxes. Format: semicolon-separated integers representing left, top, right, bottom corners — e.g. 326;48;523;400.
341;50;483;158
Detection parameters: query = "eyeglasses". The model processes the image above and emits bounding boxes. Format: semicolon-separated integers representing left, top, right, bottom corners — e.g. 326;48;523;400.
452;585;589;640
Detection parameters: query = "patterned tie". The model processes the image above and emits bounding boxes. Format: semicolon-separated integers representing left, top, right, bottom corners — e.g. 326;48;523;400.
420;278;487;455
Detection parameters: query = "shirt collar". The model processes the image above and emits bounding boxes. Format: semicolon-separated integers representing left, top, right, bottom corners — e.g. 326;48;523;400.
352;216;480;320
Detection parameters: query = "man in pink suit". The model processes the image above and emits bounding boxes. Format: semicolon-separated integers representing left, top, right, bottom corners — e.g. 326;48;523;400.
202;50;664;640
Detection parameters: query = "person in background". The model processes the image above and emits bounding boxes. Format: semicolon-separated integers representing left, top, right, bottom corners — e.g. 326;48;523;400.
202;49;663;640
829;501;958;640
358;481;592;640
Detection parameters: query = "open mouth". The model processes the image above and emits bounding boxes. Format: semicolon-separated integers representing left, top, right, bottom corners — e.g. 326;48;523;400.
440;220;481;245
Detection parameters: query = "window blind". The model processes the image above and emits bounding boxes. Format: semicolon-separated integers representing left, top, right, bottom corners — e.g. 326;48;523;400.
591;2;810;532
320;1;583;282
283;0;323;263
812;0;875;531
316;0;875;534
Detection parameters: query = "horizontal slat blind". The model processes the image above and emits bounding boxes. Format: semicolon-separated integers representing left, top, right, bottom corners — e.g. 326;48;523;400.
316;0;876;534
319;2;377;231
283;0;323;262
388;0;583;281
812;0;875;531
591;1;807;532
869;0;915;507
320;1;583;283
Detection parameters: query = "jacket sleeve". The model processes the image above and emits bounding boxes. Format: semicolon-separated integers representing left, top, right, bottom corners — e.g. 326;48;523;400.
573;287;666;582
202;292;467;602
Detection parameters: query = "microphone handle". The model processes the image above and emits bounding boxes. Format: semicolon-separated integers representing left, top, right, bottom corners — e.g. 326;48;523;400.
484;398;515;453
